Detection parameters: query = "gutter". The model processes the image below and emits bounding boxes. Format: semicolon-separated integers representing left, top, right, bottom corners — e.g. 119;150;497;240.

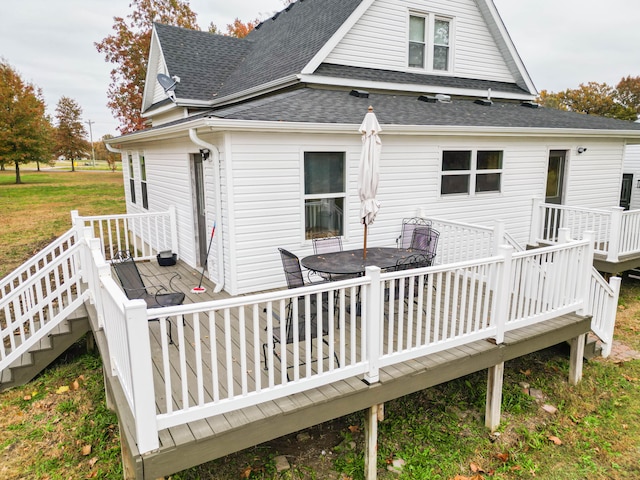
188;128;225;293
105;143;124;154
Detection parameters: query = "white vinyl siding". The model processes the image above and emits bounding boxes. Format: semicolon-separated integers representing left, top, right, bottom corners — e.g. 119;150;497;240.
324;0;514;83
122;132;627;296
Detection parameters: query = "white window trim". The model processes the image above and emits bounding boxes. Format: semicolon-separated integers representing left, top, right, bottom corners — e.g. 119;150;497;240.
127;152;137;205
439;148;503;197
138;151;149;210
407;11;455;74
300;149;348;243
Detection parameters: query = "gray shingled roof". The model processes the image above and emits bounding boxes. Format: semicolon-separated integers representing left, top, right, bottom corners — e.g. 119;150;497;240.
313;64;530;96
154;23;251;102
207;87;640;131
216;0;363;98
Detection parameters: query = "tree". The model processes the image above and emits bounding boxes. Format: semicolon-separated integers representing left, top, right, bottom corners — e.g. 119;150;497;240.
0;60;54;184
54;96;88;172
538;80;637;121
95;0;199;134
616;75;640;117
225;18;259;38
95;134;121;172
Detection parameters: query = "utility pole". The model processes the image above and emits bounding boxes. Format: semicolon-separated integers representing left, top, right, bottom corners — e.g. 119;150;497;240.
85;119;96;167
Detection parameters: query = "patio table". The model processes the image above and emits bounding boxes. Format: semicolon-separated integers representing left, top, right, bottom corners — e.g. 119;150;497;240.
301;247;416;276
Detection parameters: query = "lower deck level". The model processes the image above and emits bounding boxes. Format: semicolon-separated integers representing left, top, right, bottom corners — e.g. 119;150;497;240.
88;259;590;479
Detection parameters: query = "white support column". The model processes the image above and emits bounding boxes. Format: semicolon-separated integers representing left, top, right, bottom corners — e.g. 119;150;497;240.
569;333;586;385
125;300;160;454
485;362;504;431
364;404;382;480
529;197;542;245
578;231;595;317
494;246;513;345
600;276;622;358
493;219;505;255
607;207;624;262
364;266;382;384
168;205;179;255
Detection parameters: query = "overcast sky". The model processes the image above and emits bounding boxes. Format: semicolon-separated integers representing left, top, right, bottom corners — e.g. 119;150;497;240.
1;0;639;140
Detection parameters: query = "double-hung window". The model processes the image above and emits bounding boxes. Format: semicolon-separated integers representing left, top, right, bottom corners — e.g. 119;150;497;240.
408;13;452;72
127;152;136;204
303;152;345;240
441;150;503;195
139;152;148;209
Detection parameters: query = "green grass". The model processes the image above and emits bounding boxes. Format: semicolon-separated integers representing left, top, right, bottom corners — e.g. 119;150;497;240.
0;168;125;278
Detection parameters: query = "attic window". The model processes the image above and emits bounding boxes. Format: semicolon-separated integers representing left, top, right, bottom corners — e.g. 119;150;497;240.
408;13;453;72
350;90;369;98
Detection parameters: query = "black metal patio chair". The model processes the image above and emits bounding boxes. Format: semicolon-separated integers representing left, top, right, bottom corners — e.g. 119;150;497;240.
396;217;432;249
410;227;440;266
111;250;185;344
262;248;339;374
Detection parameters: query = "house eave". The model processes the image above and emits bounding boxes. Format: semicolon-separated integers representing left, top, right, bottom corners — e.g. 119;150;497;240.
298;74;536;101
105;116;640;145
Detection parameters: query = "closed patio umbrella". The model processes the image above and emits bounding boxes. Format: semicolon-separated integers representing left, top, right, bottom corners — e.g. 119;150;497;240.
358;106;382;260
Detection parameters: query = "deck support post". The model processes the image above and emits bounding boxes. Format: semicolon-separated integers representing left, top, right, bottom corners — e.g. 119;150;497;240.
364;403;383;480
529;197;542;245
485;362;504;431
569;333;586;385
607;207;624;262
364;266;382;384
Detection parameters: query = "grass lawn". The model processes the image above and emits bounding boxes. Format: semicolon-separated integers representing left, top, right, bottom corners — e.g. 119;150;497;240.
0;168;125;279
1;168;639;479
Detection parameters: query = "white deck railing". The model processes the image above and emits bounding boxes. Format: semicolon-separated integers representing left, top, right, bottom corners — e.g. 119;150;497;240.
72;207;178;261
530;198;640;262
88;235;596;454
1;210;622;457
0;231;88;373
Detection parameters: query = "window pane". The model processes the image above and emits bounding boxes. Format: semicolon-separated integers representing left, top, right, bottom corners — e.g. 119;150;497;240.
477;151;503;170
409;43;425;68
139;153;147;181
476;173;501;192
434;19;449;45
409;16;425;42
433;45;449;70
129;178;136;204
304;152;344;195
305;198;344;239
128;153;134;178
441;174;469;194
442;151;471;171
141;182;149;209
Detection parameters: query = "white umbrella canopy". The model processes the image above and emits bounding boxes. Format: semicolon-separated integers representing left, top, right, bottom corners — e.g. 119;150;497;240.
358;106;382;259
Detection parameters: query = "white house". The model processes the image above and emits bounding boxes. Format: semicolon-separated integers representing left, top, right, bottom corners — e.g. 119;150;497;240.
5;2;640;477
106;0;640;296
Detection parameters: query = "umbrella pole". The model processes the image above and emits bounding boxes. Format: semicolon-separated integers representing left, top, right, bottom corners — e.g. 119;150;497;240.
363;223;368;260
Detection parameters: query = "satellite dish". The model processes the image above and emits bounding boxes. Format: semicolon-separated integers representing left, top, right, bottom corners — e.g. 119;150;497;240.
157;73;180;101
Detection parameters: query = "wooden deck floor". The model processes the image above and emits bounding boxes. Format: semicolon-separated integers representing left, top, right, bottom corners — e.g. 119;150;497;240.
90;259;591;480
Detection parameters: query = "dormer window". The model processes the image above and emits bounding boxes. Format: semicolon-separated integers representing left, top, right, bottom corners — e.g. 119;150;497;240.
408;13;452;72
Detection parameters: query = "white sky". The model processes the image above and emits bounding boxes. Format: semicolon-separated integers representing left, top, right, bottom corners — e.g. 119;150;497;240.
1;0;639;139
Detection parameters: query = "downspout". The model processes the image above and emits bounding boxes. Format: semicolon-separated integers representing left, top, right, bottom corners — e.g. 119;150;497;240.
189;128;225;293
105;143;123;154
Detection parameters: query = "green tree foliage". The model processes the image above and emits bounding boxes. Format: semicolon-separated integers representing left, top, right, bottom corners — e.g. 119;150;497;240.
95;134;121;172
0;60;54;183
54;96;88;172
538;78;639;121
95;0;199;134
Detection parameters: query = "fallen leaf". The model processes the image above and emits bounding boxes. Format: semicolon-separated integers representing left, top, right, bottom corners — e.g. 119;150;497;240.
56;385;69;394
241;466;252;479
348;425;360;433
453;476;471;480
623;374;638;382
85;471;97;479
496;452;509;462
72;380;80;390
81;444;92;456
470;462;485;473
88;457;98;467
548;435;562;446
23;395;32;401
520;369;532;376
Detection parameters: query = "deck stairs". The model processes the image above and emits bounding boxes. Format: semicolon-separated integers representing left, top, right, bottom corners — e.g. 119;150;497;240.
0;304;91;392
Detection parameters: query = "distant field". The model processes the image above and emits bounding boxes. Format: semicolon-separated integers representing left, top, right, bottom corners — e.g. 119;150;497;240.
0;169;125;278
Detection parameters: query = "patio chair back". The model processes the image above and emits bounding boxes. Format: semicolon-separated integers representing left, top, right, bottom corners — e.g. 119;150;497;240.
279;248;306;289
410;227;439;265
397;217;432;249
312;236;343;254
